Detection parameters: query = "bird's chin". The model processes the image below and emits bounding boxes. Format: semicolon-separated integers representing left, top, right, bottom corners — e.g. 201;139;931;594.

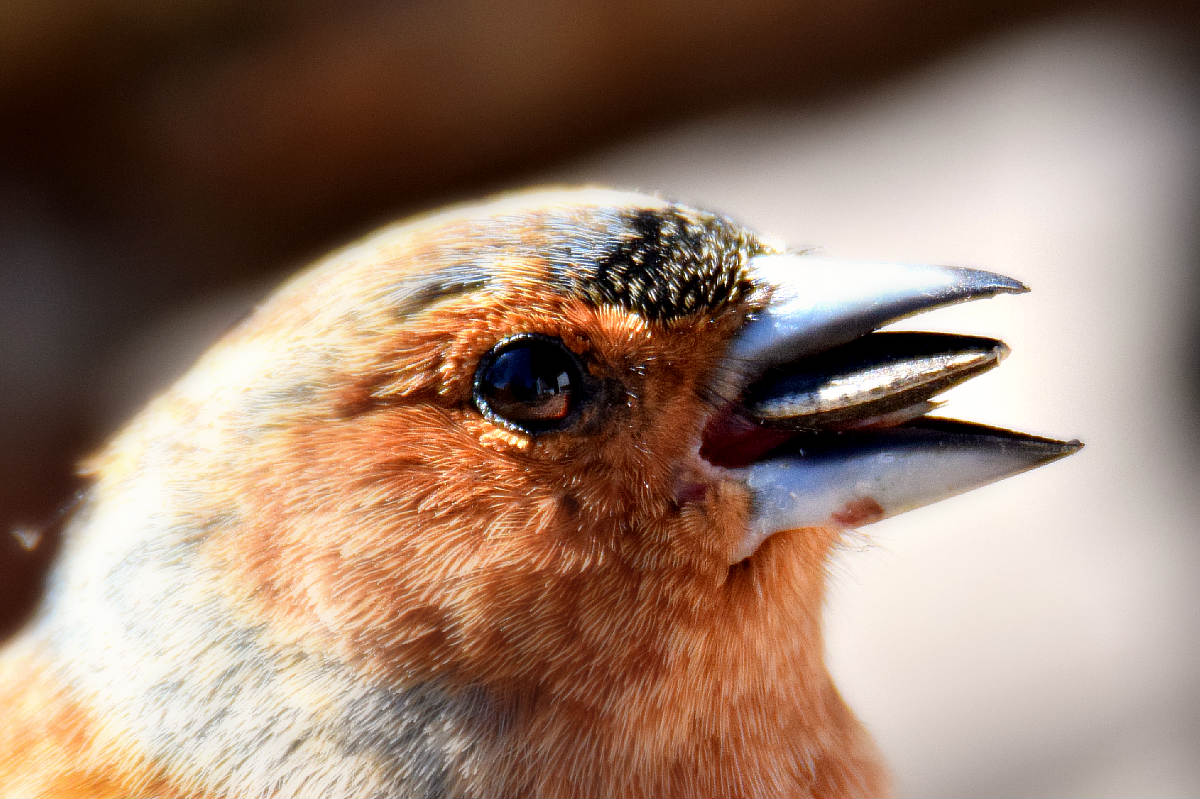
699;253;1081;563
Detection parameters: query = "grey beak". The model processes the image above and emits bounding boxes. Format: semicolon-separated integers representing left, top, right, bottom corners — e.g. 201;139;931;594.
710;253;1080;563
728;420;1081;561
730;253;1027;371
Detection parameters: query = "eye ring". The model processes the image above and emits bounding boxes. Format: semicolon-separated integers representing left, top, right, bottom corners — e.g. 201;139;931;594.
472;333;588;434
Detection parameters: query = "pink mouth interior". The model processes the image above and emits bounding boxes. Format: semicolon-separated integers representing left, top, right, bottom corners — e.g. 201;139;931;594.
699;406;796;469
699;399;936;470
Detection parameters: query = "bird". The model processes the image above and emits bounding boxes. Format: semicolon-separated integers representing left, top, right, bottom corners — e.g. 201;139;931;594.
0;187;1080;798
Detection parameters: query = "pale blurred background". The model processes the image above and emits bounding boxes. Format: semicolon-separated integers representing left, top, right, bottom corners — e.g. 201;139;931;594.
2;1;1197;795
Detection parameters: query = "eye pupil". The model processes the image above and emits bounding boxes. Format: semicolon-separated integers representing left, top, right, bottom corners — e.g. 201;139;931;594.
488;349;569;417
475;335;582;431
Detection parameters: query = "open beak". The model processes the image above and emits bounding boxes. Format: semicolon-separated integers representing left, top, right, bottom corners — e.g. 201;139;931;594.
703;253;1082;562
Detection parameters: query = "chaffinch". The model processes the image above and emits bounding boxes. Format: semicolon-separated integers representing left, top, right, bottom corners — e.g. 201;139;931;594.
0;187;1079;797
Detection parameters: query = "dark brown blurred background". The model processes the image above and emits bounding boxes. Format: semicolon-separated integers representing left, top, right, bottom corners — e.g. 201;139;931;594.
2;1;1198;794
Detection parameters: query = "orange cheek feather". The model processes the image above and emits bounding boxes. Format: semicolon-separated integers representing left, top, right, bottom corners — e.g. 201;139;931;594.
190;293;883;796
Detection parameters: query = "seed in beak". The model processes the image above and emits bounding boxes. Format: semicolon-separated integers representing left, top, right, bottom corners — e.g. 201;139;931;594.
741;332;1009;431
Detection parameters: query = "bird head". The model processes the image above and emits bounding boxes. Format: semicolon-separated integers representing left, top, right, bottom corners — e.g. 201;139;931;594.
72;187;1079;796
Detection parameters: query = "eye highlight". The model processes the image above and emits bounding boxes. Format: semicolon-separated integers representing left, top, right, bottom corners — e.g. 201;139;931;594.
473;334;584;433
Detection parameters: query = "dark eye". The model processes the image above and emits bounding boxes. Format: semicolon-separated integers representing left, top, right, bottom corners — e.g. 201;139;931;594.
473;334;584;433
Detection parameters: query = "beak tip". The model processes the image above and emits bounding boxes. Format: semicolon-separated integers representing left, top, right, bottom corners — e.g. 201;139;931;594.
1035;433;1084;454
1059;438;1085;455
1001;429;1085;470
901;418;1084;478
956;268;1028;296
1004;276;1031;294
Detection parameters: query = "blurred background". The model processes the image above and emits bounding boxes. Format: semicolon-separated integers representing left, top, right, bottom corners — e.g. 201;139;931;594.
2;0;1198;794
